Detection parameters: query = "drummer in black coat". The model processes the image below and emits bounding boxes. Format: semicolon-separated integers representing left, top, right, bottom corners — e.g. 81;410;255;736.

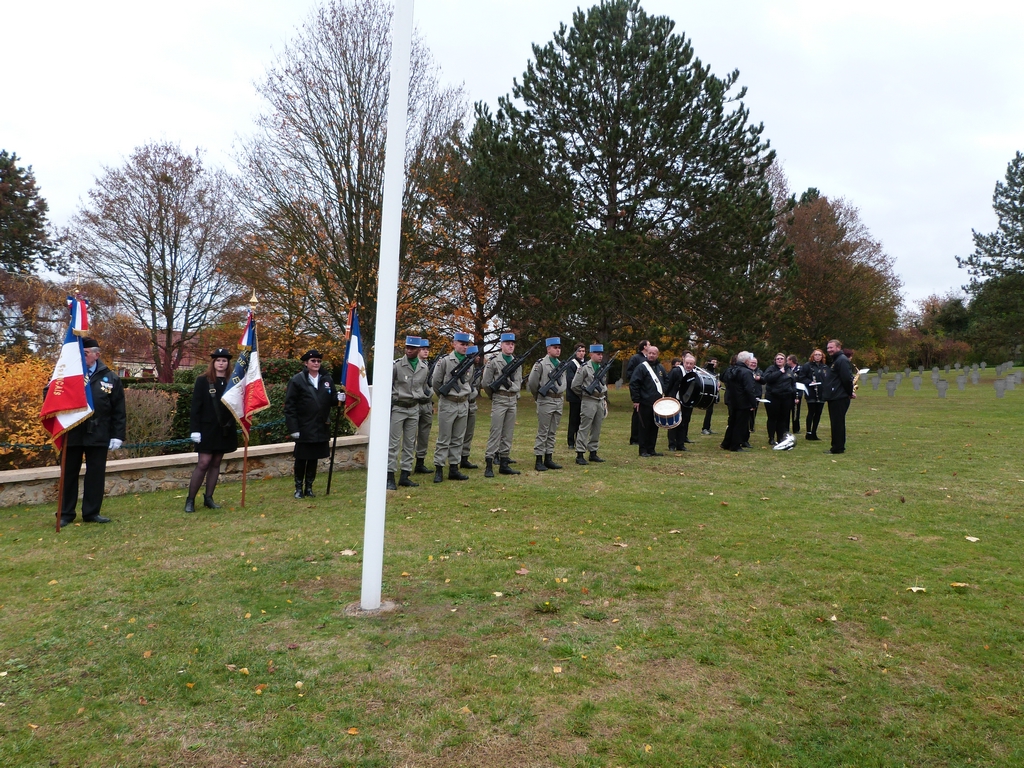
285;349;342;499
666;353;697;451
629;345;667;457
186;348;238;513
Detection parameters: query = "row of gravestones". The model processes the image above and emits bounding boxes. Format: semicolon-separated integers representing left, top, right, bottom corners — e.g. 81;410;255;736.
870;362;1020;398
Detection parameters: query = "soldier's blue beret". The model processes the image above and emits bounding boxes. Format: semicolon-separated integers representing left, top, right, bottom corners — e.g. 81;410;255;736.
454;332;472;343
590;344;604;353
500;333;516;342
466;345;479;355
417;338;430;347
545;337;561;346
404;336;420;347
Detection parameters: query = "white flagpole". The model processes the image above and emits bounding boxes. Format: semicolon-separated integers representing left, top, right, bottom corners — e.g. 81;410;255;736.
361;0;414;610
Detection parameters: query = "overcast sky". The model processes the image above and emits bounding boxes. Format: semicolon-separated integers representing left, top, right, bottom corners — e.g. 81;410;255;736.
6;0;1023;307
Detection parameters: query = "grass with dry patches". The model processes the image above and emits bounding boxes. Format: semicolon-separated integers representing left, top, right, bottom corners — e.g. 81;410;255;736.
2;370;1024;767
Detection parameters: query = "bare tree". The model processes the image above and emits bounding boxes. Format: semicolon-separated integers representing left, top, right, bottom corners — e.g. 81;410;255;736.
237;0;464;356
71;142;241;381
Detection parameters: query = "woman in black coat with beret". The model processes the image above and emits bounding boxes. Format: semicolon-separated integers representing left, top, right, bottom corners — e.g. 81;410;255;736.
284;349;342;499
186;349;238;513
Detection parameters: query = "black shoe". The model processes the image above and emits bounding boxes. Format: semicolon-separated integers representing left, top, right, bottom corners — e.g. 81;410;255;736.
386;472;397;491
434;467;444;483
398;470;418;487
674;445;688;452
651;452;664;457
499;457;520;475
484;459;495;478
460;457;478;470
589;452;605;463
740;442;751;449
184;498;195;514
769;441;777;446
639;452;653;457
535;456;547;472
449;464;469;481
83;515;111;523
701;429;713;435
59;515;75;527
575;452;588;466
544;453;562;470
294;486;304;499
414;459;432;474
203;494;222;509
807;434;821;441
824;449;844;454
304;486;315;498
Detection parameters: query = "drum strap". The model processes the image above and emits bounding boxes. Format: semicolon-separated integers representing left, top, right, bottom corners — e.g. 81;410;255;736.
644;362;663;396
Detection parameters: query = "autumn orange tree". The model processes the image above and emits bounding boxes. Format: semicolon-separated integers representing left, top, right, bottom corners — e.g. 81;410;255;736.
0;355;52;469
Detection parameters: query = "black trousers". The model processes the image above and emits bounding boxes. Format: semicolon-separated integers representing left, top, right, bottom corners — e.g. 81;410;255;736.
805;402;824;436
721;405;751;451
566;399;582;449
765;399;793;443
667;407;693;449
61;445;108;520
827;398;850;452
749;403;759;432
702;404;714;431
637;404;659;455
792;398;802;433
629;409;641;444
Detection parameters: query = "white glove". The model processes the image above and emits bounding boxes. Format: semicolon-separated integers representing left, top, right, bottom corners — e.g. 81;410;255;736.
338;391;346;403
290;432;300;439
108;438;123;451
191;432;202;443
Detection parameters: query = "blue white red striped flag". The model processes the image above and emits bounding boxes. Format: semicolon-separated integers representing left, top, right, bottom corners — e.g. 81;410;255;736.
68;295;89;336
222;309;271;437
40;322;94;452
340;309;370;427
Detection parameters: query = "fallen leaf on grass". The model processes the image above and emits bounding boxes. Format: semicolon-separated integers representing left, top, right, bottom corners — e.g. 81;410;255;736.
720;501;729;507
225;664;237;672
906;586;926;593
138;697;148;706
347;727;359;735
950;582;970;588
848;536;859;541
612;542;628;548
295;681;303;689
489;508;506;513
28;724;39;729
287;644;299;650
899;496;906;503
186;682;195;689
552;666;562;674
47;580;58;585
401;572;410;577
668;529;681;534
142;651;153;659
515;568;529;575
255;684;267;694
240;668;250;675
864;489;879;497
460;705;472;714
760;497;770;501
339;549;357;556
965;536;980;543
493;592;503;597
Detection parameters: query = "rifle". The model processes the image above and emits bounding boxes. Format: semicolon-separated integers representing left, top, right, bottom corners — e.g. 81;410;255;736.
538;355;577;397
583;351;619;396
436;352;478;397
485;338;542;396
422;354;440;398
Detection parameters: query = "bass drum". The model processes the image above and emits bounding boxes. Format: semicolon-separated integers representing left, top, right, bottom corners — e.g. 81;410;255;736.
652;397;682;429
680;367;719;410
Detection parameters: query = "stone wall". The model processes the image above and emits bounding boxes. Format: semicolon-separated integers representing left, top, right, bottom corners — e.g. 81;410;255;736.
0;437;368;508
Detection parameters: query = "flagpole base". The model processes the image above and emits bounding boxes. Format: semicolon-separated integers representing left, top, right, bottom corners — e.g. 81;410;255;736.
343;600;399;617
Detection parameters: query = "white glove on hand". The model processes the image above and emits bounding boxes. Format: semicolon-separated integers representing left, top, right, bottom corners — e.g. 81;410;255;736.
290;432;300;439
108;438;123;451
338;391;346;403
191;432;202;443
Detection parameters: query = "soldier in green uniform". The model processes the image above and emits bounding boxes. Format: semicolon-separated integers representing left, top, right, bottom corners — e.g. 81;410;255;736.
413;338;434;474
387;336;427;491
430;333;475;483
527;336;566;472
459;345;484;470
571;344;609;465
481;332;522;478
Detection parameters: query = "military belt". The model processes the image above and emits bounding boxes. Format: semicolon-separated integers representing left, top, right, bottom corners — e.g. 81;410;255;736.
443;395;469;403
393;398;418;408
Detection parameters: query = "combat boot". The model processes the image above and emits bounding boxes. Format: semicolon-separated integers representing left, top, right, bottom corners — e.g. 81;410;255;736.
449;463;469;481
433;467;444;484
484;458;495;478
414;458;432;474
544;453;562;470
575;451;588;466
460;456;478;470
535;455;547;472
588;451;605;463
398;470;418;488
499;456;520;475
386;472;397;491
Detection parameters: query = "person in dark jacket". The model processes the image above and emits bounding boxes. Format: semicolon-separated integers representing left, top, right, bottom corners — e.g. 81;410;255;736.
565;343;586;449
625;340;649;445
185;349;238;512
823;339;855;454
787;354;803;434
762;352;797;445
666;353;697;450
284;349;342;498
57;338;126;525
800;348;828;440
721;352;757;451
746;356;763;440
629;345;667;457
700;357;719;434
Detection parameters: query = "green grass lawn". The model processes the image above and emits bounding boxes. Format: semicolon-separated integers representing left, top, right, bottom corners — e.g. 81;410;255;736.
2;373;1023;767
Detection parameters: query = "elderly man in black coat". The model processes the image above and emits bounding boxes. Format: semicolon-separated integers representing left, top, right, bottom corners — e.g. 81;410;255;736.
721;352;758;452
823;339;855;454
629;345;667;457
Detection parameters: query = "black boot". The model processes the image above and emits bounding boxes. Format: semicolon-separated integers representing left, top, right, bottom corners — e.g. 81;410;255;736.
304;483;315;498
203;494;222;509
294;480;304;500
544;453;562;470
499;456;520;475
434;467;444;484
535;455;547;472
589;451;605;463
449;463;469;481
460;456;478;470
184;498;195;513
386;472;397;491
575;451;588;466
484;458;495;478
399;470;418;488
414;457;432;474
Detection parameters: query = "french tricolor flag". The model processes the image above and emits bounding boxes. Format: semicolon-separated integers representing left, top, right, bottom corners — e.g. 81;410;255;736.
222;310;271;437
68;295;89;336
341;309;370;427
40;322;94;452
